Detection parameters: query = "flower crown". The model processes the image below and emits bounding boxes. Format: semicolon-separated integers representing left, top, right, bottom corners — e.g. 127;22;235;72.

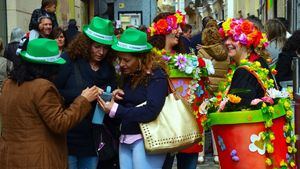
219;18;268;49
148;11;186;36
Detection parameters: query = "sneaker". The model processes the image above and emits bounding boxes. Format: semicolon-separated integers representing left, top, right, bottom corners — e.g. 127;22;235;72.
198;156;205;164
213;156;219;164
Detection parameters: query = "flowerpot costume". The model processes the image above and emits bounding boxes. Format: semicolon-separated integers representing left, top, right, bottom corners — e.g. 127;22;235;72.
204;18;296;169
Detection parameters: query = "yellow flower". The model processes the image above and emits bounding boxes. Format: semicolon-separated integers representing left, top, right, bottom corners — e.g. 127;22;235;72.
284;101;290;109
222;18;232;31
240;59;247;64
266;143;274;153
290;161;296;167
254;61;261;68
293;147;297;153
283;125;289;132
280;160;288;167
174;12;184;23
227;94;241;104
269;133;275;140
265;158;272;166
286;110;293;118
265;120;273;128
268;107;275;113
288;146;293;153
262;102;267;107
286;136;291;143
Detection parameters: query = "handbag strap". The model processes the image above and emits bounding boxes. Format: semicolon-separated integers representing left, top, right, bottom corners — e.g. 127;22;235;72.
166;78;180;100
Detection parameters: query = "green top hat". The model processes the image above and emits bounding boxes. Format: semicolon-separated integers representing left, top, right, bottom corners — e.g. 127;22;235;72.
20;38;65;64
112;28;153;53
83;16;114;45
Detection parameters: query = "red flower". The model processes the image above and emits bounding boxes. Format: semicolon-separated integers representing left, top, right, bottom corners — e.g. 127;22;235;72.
155;19;168;35
198;58;206;67
241;20;254;34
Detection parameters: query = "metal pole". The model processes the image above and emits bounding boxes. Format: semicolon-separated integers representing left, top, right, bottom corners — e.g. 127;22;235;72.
293;57;300;167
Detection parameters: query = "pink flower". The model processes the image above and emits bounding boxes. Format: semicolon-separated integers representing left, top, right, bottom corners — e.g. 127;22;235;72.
218;98;228;112
261;96;274;105
251;99;262;106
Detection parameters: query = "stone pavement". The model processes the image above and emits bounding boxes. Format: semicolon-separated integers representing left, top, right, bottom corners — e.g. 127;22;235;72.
172;157;220;169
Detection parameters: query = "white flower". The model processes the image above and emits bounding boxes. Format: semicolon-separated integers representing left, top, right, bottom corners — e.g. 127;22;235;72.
199;99;209;114
185;66;194;74
267;88;289;98
249;133;265;155
203;58;215;75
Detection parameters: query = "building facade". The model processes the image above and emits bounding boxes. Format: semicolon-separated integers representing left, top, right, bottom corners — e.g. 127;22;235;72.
1;0;92;44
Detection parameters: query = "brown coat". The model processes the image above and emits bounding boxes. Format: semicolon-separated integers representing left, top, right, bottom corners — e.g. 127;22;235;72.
198;48;230;93
0;78;91;169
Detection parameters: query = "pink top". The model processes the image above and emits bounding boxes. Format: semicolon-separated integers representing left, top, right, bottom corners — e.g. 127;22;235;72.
109;103;143;144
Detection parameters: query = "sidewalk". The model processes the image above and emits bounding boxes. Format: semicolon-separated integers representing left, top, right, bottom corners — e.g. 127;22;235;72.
172;157;220;169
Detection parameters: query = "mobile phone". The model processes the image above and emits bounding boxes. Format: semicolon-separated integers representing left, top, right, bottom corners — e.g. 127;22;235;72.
99;92;112;102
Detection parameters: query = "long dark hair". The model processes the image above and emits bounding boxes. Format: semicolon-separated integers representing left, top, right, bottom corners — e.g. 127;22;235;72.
9;60;59;85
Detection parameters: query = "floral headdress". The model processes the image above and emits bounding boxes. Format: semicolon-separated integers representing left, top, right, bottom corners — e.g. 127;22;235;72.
148;11;186;36
219;18;268;49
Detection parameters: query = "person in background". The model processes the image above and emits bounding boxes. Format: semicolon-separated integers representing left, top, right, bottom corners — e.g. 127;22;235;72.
4;27;25;70
29;0;58;31
275;30;300;87
17;16;53;55
0;38;101;169
52;27;67;54
65;19;80;43
265;19;287;67
98;28;168;169
0;38;7;89
276;17;292;38
180;24;193;53
190;16;213;54
54;16;117;169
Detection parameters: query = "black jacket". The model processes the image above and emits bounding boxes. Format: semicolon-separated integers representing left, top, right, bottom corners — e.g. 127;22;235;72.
275;51;298;85
54;53;117;156
29;8;58;30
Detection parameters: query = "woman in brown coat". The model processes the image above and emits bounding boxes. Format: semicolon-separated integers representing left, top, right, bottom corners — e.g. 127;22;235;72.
0;38;101;169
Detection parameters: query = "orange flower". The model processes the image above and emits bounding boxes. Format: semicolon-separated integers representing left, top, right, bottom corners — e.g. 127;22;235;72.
227;94;241;104
241;20;254;34
155;19;168;35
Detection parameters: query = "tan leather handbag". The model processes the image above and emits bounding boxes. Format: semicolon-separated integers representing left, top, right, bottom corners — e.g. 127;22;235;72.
139;79;202;154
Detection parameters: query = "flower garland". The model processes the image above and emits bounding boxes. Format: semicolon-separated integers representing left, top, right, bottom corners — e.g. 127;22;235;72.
219;18;268;49
152;47;214;113
148;11;185;36
202;58;296;168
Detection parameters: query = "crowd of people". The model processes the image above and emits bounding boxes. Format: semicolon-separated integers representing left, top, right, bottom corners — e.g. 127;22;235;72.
0;0;300;169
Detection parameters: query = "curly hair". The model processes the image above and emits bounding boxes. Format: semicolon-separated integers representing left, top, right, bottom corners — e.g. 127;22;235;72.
65;33;92;60
120;51;168;89
148;12;186;53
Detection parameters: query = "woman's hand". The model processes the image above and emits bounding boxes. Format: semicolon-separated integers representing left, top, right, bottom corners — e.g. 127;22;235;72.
97;96;115;113
112;89;124;101
196;44;203;50
81;86;103;102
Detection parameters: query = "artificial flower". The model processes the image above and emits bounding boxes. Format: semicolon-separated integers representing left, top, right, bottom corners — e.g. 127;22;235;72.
227;94;241;104
251;99;262;105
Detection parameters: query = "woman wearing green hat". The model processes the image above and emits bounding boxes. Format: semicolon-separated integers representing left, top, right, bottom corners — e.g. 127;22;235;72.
0;38;101;169
54;16;118;169
97;28;168;169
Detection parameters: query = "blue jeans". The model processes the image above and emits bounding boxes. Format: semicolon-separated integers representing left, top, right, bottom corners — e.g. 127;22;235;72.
68;155;98;169
119;139;166;169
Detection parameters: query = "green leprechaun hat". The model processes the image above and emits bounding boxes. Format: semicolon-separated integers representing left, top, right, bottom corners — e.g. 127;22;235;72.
20;38;65;64
112;28;152;53
82;16;114;45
